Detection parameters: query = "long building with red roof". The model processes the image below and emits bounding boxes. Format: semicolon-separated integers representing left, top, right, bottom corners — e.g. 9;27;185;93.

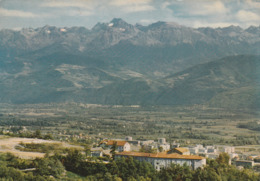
115;151;206;171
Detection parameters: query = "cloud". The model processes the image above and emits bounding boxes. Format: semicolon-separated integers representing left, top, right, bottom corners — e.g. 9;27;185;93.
110;0;155;12
0;8;37;18
40;0;96;17
245;0;260;9
157;1;234;28
0;0;259;29
185;1;228;16
123;5;155;12
68;9;93;16
192;21;239;28
110;0;152;6
41;1;92;9
161;2;171;10
236;10;260;22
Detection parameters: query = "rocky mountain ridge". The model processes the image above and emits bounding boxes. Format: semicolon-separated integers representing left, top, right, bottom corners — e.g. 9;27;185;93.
0;19;259;108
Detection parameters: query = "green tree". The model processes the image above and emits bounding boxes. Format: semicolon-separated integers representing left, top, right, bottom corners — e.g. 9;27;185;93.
84;145;91;157
64;149;85;172
216;152;230;165
110;142;118;160
43;133;53;140
35;157;64;178
86;175;98;181
159;163;193;181
127;176;137;181
104;172;113;181
158;147;163;152
109;161;119;175
34;129;42;139
126;157;137;178
0;165;24;180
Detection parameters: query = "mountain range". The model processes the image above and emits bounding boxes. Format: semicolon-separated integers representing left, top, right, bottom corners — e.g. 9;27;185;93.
0;18;259;108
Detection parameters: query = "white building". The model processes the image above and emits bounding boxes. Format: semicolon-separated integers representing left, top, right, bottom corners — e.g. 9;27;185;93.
229;153;239;159
158;138;166;144
115;151;206;171
159;144;171;152
235;160;254;168
221;146;235;154
189;147;199;155
198;148;207;154
206;146;217;154
206;153;219;159
125;136;133;141
196;144;204;149
141;140;154;146
91;147;104;157
171;141;180;148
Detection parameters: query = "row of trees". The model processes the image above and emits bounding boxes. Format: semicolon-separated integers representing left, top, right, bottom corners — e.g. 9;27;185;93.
0;152;64;181
57;149;260;181
1;129;54;140
0;150;259;180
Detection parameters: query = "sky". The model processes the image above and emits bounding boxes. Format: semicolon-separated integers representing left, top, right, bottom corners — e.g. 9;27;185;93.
0;0;260;30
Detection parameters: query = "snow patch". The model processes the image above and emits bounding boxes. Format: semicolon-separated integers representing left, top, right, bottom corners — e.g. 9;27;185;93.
124;70;143;78
73;82;83;88
79;46;85;52
55;64;85;74
60;28;67;32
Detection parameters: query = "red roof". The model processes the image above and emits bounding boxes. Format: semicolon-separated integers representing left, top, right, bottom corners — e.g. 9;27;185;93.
116;151;204;160
100;140;128;146
174;147;189;153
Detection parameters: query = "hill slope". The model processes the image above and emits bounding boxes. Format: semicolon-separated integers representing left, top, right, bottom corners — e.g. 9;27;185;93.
0;54;259;108
85;55;260;108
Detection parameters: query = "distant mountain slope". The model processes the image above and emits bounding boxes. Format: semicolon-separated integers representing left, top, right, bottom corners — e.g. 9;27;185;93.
208;86;260;109
0;54;258;108
155;55;260;107
86;55;259;108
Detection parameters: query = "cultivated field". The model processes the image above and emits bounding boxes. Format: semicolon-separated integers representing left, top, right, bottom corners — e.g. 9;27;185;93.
0;103;259;152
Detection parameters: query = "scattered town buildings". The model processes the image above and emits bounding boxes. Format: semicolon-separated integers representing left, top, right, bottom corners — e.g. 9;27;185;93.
90;137;260;171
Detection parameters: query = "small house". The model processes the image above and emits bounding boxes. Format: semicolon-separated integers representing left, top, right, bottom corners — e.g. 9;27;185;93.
100;140;131;152
90;147;104;157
